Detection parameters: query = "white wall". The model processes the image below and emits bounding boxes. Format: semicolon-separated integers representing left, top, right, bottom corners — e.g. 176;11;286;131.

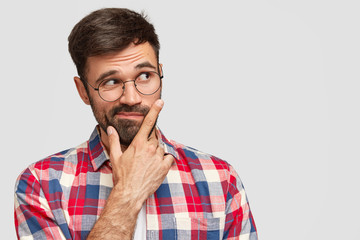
2;0;359;239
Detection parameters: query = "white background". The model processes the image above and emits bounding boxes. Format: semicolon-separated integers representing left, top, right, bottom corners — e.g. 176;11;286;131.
1;0;359;239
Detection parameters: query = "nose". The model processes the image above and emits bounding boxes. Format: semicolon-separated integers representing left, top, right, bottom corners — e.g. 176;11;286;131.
118;80;142;106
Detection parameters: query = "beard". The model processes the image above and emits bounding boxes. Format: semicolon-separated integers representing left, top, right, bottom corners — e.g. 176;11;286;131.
89;99;151;146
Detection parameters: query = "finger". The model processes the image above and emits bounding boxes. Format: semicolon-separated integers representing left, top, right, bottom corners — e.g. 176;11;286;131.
147;123;157;140
163;154;175;169
156;144;165;156
107;126;123;163
135;99;164;140
147;127;160;146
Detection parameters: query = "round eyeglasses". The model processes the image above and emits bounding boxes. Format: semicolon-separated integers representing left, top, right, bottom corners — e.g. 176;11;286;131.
85;70;163;102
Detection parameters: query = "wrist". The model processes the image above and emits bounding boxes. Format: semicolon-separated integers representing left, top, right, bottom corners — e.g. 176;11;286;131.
112;183;145;212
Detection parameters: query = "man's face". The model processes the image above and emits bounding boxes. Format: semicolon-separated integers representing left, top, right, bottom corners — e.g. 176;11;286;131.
84;42;162;146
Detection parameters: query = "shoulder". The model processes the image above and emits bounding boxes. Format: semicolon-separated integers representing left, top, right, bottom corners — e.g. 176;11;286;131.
170;139;231;170
16;141;89;183
166;139;247;202
167;139;240;186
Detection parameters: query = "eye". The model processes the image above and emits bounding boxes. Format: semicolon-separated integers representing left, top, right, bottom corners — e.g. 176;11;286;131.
103;79;118;86
137;72;151;81
100;79;122;90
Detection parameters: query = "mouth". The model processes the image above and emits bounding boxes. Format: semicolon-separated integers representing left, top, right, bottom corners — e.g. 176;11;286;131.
115;112;144;120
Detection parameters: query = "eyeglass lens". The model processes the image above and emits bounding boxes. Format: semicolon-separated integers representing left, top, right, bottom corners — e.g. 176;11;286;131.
98;71;161;102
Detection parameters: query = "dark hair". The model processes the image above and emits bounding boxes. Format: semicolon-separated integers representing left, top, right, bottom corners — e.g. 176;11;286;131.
68;8;160;82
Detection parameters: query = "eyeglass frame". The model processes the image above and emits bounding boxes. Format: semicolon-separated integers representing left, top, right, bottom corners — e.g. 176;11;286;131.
83;66;163;102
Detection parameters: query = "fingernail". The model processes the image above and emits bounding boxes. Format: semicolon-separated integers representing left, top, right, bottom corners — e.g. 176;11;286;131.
156;99;164;107
107;126;113;135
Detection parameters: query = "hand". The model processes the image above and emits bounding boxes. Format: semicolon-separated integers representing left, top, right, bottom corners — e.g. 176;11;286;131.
107;99;174;206
87;99;174;239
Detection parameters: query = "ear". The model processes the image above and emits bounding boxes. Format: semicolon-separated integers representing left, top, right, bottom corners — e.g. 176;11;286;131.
74;77;91;105
159;63;163;77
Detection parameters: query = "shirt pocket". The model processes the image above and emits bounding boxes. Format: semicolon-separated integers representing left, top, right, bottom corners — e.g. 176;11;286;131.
174;216;225;240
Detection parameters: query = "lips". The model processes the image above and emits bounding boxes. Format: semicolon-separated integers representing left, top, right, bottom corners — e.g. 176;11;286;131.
115;112;144;120
110;104;150;121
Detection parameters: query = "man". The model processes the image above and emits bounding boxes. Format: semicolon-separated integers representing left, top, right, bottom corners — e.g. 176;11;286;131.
14;8;257;240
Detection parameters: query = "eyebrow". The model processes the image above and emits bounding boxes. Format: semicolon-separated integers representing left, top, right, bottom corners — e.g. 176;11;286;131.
95;70;118;85
94;62;157;85
135;61;157;70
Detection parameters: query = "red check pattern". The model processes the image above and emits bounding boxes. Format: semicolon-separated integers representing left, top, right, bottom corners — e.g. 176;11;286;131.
14;126;257;239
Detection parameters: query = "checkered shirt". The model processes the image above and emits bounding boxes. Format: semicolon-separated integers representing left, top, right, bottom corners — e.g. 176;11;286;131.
14;126;257;239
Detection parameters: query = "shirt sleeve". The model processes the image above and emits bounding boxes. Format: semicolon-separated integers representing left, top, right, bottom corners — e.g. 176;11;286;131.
223;164;258;240
14;167;67;240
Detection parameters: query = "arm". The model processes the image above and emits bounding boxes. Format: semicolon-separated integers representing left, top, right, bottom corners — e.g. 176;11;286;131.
223;165;257;240
14;168;68;239
87;99;174;239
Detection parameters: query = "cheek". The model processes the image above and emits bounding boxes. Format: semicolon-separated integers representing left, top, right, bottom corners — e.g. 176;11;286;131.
101;103;115;116
90;96;112;115
143;92;161;107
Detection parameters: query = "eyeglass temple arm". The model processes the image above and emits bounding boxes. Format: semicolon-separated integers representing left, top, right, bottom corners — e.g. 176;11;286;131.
84;80;99;91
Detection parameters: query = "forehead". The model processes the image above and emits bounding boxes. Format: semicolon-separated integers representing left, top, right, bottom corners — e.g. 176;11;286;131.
85;42;157;80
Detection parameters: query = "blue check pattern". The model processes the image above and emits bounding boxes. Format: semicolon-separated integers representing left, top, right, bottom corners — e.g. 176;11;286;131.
15;126;257;239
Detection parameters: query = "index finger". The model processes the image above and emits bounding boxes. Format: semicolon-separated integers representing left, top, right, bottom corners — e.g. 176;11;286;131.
135;99;164;140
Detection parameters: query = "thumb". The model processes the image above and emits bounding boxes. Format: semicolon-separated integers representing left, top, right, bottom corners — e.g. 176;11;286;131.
107;126;123;163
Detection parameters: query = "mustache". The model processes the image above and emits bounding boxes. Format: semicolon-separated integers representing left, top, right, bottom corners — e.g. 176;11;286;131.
110;104;150;117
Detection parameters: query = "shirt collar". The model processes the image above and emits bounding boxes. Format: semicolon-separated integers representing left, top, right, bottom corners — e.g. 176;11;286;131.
88;126;179;171
157;128;179;160
88;126;109;171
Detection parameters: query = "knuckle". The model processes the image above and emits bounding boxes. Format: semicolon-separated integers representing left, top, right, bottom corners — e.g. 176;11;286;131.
160;162;171;172
165;156;174;167
158;144;164;152
147;143;157;153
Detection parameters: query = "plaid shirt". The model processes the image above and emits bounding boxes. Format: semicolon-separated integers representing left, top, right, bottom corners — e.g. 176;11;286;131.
14;126;257;240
